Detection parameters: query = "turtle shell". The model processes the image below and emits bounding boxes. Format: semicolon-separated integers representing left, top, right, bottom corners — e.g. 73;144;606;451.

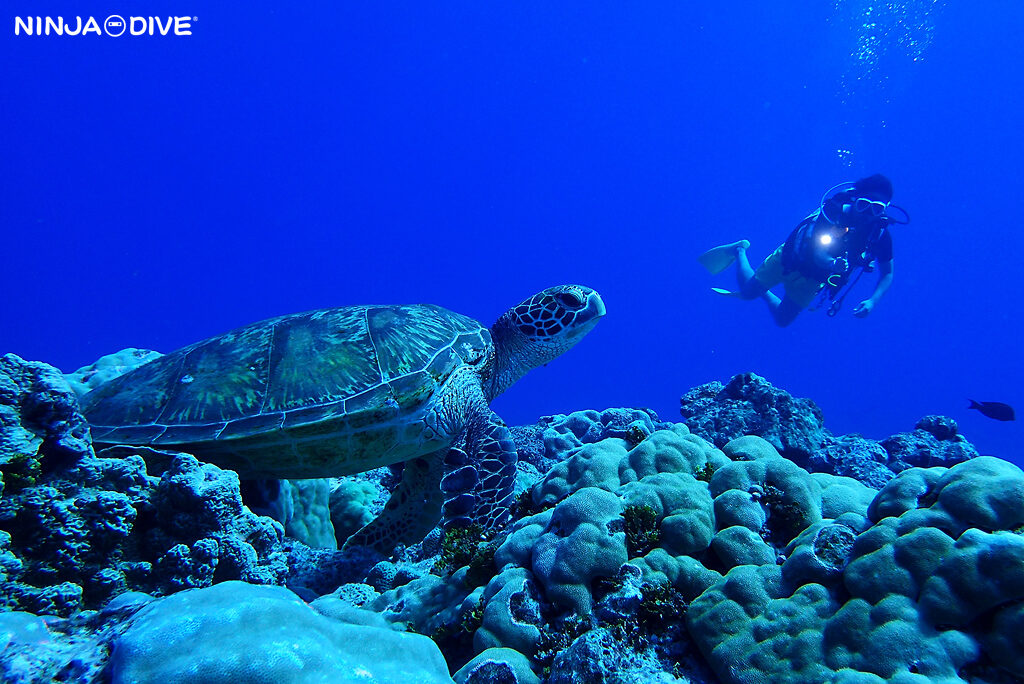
83;305;492;478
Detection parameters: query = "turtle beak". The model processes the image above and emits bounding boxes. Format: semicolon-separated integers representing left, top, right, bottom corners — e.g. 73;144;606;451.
567;290;605;339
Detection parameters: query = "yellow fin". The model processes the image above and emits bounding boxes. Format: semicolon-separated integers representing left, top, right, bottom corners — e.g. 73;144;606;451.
698;240;751;274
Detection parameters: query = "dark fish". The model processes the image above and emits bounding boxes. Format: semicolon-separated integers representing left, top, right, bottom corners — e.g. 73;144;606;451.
968;400;1015;421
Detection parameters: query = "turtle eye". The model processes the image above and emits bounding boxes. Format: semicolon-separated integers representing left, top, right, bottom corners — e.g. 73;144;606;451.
555;291;584;309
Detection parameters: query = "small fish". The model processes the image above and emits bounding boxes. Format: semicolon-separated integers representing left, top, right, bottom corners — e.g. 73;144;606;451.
968;400;1015;421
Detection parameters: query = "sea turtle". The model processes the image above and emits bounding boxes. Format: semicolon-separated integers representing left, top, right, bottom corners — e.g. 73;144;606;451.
82;285;605;551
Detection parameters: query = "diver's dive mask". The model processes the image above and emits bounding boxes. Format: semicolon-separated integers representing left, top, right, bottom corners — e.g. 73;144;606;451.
819;180;908;225
851;197;888;216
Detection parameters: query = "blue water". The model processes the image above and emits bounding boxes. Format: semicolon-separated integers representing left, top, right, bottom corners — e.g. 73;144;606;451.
2;1;1020;467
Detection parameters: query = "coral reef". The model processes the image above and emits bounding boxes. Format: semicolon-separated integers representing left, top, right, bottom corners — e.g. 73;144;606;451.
110;581;455;683
2;357;1017;684
244;477;338;549
689;455;1024;683
63;349;162;399
368;409;1016;683
455;647;540;684
0;354;288;619
680;373;827;463
681;373;979;489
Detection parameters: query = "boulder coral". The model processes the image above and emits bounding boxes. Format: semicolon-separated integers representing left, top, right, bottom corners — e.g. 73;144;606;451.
437;407;1020;683
688;455;1024;683
110;581;455;684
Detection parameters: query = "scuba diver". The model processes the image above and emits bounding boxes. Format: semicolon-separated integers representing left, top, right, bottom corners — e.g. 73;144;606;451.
698;174;909;327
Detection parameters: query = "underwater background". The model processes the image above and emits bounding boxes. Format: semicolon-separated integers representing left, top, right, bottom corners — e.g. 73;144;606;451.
7;3;1024;683
2;0;1021;465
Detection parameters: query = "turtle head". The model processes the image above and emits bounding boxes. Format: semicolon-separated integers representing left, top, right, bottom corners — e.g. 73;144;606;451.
487;285;605;399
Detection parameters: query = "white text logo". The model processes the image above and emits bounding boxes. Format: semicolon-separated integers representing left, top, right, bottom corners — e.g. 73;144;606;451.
14;15;195;37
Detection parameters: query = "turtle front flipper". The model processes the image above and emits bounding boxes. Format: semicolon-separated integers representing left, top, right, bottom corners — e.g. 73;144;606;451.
442;411;517;535
341;450;446;553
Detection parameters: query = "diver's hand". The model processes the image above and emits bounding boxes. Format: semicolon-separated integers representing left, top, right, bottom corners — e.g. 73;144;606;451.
853;299;874;318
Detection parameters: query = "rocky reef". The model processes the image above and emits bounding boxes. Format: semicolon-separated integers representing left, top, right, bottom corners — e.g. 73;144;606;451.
2;353;1021;684
680;373;978;488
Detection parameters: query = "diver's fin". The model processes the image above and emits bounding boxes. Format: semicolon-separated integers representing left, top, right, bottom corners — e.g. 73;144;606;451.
698;240;751;274
710;287;743;297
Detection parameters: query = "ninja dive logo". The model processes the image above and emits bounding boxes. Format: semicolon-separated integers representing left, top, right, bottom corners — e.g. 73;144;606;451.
14;15;195;36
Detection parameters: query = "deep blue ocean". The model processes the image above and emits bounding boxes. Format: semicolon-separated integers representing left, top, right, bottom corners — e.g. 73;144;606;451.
2;1;1020;468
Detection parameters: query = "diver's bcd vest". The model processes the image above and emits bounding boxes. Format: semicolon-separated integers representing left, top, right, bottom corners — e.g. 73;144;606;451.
781;205;887;286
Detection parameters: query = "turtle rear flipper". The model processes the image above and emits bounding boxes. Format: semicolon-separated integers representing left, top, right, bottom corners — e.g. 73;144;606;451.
342;450;446;553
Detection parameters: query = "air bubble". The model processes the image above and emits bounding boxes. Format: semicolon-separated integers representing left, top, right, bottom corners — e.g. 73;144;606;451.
832;0;945;93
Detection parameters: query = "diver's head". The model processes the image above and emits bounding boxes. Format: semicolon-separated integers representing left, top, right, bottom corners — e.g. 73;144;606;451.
822;174;893;225
852;174;893;204
849;174;893;216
